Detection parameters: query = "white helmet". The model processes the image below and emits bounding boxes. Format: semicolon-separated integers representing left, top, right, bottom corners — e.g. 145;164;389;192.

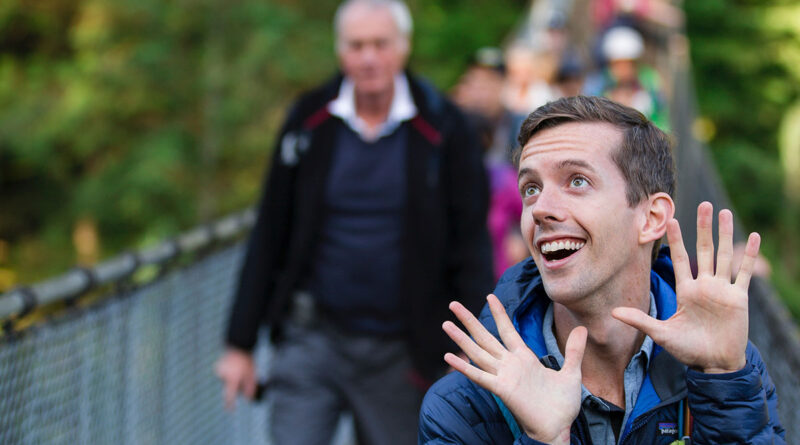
602;26;644;61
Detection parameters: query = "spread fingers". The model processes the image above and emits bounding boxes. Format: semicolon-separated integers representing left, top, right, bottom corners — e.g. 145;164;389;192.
449;300;507;358
442;321;498;373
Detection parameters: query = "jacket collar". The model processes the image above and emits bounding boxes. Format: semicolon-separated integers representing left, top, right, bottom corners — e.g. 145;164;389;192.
312;70;443;128
328;74;417;142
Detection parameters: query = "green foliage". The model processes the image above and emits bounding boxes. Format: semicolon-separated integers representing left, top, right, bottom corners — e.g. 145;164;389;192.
0;0;522;286
3;0;797;322
409;0;523;88
684;0;800;318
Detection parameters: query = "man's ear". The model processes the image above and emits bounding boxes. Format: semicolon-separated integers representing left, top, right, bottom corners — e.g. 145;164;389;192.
639;192;675;245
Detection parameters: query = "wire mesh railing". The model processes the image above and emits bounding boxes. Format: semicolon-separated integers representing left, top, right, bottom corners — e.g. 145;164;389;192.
0;209;358;445
0;242;275;445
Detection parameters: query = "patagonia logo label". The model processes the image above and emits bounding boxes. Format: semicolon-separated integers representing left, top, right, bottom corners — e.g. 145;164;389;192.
658;422;678;435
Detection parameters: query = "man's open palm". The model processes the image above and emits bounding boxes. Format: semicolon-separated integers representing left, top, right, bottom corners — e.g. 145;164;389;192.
613;201;761;373
443;295;587;444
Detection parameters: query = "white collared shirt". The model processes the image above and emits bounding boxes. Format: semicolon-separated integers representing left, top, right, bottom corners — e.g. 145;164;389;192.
328;74;417;142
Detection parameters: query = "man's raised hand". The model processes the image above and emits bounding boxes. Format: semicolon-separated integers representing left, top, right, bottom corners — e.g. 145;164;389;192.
443;294;587;444
613;201;761;373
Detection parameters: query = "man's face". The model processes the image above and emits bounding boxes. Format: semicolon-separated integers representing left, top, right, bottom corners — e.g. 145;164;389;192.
337;5;408;96
452;66;504;120
609;59;637;84
518;122;646;305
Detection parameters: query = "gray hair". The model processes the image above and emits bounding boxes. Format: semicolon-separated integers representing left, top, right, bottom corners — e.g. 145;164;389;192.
334;0;413;48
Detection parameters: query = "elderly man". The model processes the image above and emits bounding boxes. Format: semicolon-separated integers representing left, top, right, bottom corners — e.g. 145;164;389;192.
419;96;784;444
216;1;493;444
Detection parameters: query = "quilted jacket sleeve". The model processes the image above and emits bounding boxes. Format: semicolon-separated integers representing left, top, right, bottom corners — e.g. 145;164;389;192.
687;342;786;444
419;371;560;445
419;371;516;444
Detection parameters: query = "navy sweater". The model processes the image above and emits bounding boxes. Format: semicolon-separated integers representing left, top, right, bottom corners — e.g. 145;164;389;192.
304;124;407;333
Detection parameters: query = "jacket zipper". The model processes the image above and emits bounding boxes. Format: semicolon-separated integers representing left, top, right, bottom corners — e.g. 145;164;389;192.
618;394;685;444
619;410;658;444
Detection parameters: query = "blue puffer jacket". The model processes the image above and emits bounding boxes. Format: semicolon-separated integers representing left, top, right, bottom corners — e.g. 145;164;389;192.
419;250;786;444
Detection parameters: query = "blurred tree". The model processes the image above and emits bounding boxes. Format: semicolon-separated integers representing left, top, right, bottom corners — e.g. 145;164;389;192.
684;0;800;317
0;0;522;286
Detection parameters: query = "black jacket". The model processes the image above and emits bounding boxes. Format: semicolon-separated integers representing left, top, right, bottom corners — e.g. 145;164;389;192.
225;72;494;380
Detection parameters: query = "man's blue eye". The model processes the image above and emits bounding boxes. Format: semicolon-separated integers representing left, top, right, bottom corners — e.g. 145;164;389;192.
523;185;540;197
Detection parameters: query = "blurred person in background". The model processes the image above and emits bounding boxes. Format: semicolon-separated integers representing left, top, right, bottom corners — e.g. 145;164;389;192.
451;47;520;163
215;0;493;444
452;50;528;282
501;43;567;164
451;47;507;130
553;53;585;99
592;0;684;31
545;12;586;100
462;111;528;282
584;25;670;131
502;45;559;119
451;47;519;159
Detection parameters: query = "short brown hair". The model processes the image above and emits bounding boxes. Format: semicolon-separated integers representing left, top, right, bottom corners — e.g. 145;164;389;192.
514;95;675;205
514;96;675;259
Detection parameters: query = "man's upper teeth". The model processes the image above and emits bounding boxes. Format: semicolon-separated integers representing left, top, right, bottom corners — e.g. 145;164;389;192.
541;240;585;253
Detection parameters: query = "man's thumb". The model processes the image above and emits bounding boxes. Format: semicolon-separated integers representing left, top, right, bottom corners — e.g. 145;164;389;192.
612;307;660;340
562;326;587;375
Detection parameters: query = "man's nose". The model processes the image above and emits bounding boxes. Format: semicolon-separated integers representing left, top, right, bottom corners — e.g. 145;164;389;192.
531;188;566;225
359;44;378;63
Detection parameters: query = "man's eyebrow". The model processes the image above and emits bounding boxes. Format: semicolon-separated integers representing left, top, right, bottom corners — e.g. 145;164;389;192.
557;159;596;173
517;160;596;181
517;167;534;182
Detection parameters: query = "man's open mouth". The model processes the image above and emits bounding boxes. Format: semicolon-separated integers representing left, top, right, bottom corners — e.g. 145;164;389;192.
539;239;585;262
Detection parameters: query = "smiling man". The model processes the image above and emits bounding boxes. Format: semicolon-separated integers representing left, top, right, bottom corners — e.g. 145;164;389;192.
418;96;785;444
